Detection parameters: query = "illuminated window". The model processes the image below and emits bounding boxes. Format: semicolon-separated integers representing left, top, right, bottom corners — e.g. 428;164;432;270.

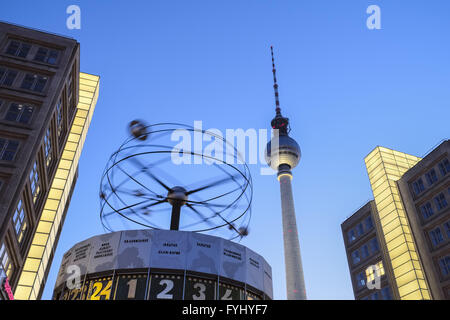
12;199;28;244
365;216;374;230
434;193;448;211
29;161;41;204
412;178;425;195
0;67;18;86
0;138;19;161
370;238;379;253
44;128;53;168
439;256;450;277
366;261;385;283
0;243;13;278
351;250;360;265
438;159;449;176
356;272;366;289
5;40;31;58
4;103;34;124
21;74;48;93
425;169;438;186
34;47;59;65
420;202;434;219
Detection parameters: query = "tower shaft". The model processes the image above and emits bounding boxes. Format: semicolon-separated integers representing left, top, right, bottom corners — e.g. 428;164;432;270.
279;173;306;300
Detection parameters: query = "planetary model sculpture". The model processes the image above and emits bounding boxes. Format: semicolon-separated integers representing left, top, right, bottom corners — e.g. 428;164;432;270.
99;121;253;240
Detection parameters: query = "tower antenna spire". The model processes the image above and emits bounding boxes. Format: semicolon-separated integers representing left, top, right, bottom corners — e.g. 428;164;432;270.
270;45;282;116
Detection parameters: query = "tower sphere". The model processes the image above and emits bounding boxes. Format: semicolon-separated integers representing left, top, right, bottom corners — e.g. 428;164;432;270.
265;135;301;171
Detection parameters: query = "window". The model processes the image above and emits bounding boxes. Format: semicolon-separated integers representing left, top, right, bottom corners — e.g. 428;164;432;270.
44;128;52;168
0;67;18;86
381;287;392;300
412;178;425;195
21;73;48;93
0;243;13;278
438;159;450;176
34;47;59;65
5;40;31;58
434;193;448;211
29;161;41;204
348;229;356;243
439;256;450;277
430;227;444;246
444;221;450;239
4;103;34;124
365;216;374;230
361;245;370;259
12;199;27;244
366;261;385;283
420;202;434;219
356;272;366;289
356;223;364;236
370;238;379;253
0;138;19;161
352;250;360;265
425;169;438;186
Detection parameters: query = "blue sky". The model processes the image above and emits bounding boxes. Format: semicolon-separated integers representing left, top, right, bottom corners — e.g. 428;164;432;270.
1;0;449;300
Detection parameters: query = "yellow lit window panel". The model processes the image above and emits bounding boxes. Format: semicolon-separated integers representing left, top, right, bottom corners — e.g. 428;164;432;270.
385;226;405;243
389;242;409;260
44;199;60;211
36;221;52;234
14;285;32;300
58;159;72;170
55;168;69;180
79;84;95;92
79;78;98;86
387;233;407;249
32;232;49;246
71;124;83;134
28;245;45;259
393;260;414;275
73;117;85;127
68;133;81;143
79;96;92;105
41;209;56;222
48;189;63;200
422;290;431;300
18;271;36;286
395;270;417;287
391;251;413;268
62;150;75;161
23;257;41;272
52;178;66;190
398;280;420;297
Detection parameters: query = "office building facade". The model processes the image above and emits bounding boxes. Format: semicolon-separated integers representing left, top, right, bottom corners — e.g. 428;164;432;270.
342;140;449;300
0;22;99;300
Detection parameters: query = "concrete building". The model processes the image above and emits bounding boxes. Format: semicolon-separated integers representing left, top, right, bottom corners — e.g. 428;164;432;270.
342;140;450;300
0;22;99;300
342;201;396;300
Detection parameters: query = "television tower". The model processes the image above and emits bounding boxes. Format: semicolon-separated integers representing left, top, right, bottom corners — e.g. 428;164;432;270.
265;46;306;300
